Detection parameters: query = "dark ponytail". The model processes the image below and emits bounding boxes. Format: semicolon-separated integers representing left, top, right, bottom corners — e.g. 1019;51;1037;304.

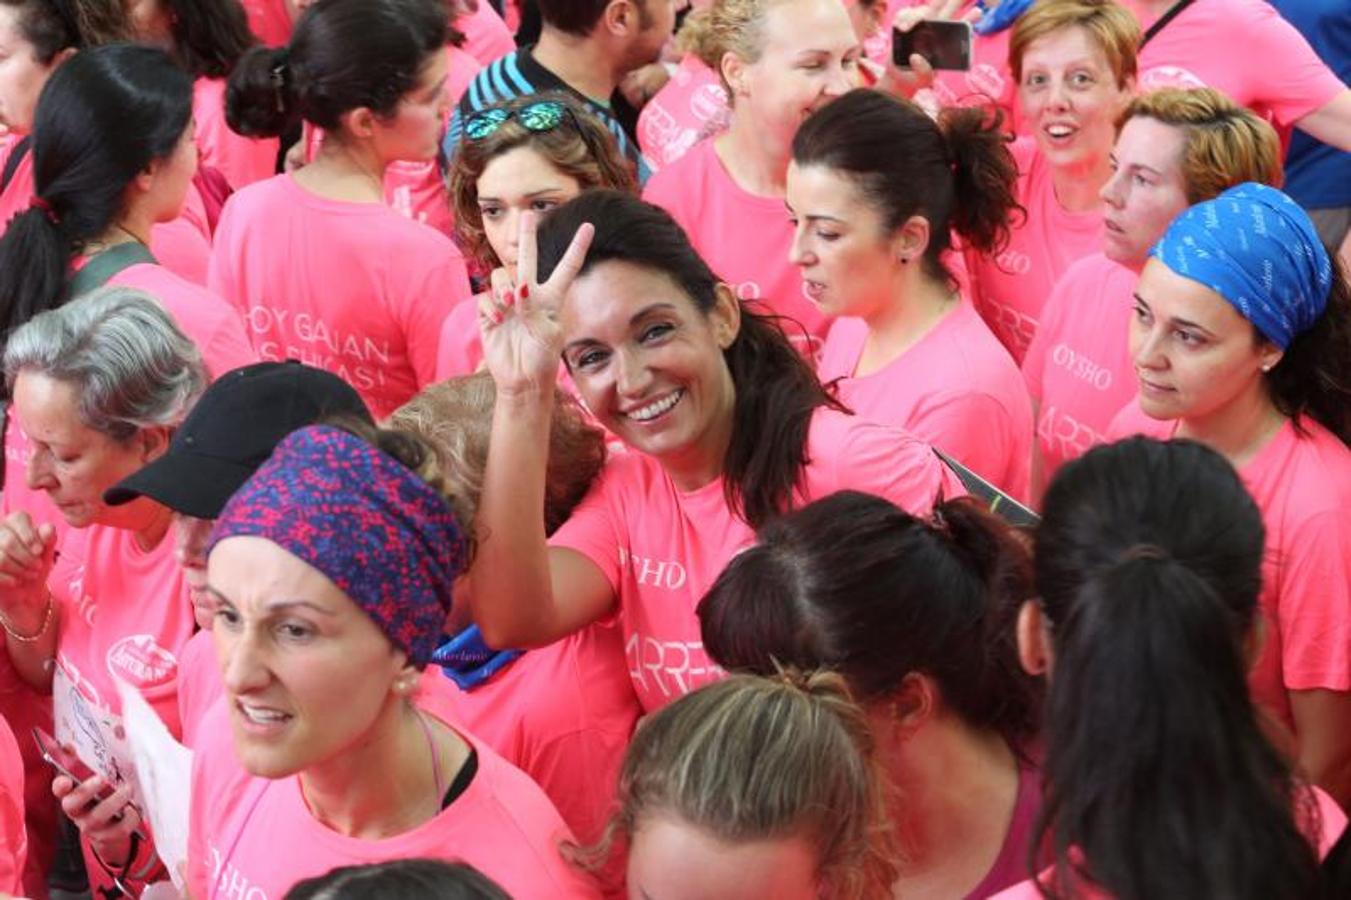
163;0;256;79
535;190;845;529
699;490;1041;748
1033;437;1321;900
0;43;191;347
226;0;446;138
791;88;1021;289
1265;253;1351;444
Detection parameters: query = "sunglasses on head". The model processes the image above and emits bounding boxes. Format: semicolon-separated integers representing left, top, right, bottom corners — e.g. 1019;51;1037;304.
464;100;577;141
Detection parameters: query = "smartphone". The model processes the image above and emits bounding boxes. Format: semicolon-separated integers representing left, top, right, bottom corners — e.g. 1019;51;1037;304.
893;20;973;71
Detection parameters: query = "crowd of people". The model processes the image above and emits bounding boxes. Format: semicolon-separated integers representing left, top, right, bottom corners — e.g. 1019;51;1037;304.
0;0;1346;897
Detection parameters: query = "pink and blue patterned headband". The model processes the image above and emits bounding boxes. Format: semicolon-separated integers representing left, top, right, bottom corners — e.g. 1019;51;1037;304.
208;425;468;666
1149;182;1332;350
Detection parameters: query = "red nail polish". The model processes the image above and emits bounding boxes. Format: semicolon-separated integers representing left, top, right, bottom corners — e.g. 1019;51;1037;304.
520;284;529;300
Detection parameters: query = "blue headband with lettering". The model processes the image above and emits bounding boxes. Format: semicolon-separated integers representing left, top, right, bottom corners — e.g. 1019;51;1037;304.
1148;183;1332;350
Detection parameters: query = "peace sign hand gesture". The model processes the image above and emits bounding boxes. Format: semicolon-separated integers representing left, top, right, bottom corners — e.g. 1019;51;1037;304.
478;211;594;396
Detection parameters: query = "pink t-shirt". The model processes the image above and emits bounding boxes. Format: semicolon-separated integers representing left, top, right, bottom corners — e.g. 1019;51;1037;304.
0;650;53;900
637;55;730;173
1107;409;1351;729
176;629;220;749
642;139;828;355
818;301;1034;503
1021;253;1137;485
208;173;471;419
239;0;291;45
434;296;484;381
0;136;34;235
437;621;641;845
967;139;1104;363
194;77;279;191
459;0;516;67
990;786;1347;899
1129;0;1344;131
187;695;601;900
966;764;1044;900
0;715;27;897
551;407;963;711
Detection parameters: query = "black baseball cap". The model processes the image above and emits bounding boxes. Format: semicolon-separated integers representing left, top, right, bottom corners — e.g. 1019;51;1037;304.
104;361;372;519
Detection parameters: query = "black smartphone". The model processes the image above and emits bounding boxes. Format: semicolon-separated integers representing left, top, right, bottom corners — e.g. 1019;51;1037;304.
893;20;973;71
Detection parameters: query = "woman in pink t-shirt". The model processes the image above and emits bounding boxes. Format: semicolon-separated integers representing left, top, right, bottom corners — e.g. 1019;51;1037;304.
997;437;1343;900
967;0;1138;362
642;0;862;353
0;288;208;894
600;672;899;899
701;491;1045;899
391;374;641;856
188;423;598;899
440;92;638;380
1022;87;1283;499
636;9;730;172
1108;184;1351;809
211;0;472;419
469;191;961;714
790;88;1034;501
124;0;280;191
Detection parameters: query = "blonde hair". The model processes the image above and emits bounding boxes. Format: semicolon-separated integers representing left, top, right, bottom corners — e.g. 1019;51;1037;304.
1121;87;1283;204
1009;0;1140;88
580;671;900;899
675;7;720;67
387;373;606;536
448;92;638;269
708;0;803;99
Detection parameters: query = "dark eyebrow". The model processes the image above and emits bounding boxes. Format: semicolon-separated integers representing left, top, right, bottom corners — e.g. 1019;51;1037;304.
204;587;337;617
784;202;844;225
1133;293;1214;336
478;188;569;204
563;303;680;354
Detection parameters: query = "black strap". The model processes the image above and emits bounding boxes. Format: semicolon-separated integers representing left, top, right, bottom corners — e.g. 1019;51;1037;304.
68;242;157;299
1140;0;1195;50
1;136;30;194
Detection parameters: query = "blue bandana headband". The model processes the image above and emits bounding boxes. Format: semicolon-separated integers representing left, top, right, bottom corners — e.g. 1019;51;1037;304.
1148;182;1332;350
208;425;469;666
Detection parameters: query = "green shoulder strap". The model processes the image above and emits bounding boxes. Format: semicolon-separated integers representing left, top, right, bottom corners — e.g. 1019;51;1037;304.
68;242;157;299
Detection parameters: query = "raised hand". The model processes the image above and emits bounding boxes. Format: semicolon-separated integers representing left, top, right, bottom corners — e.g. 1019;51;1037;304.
884;0;981;98
0;512;57;626
478;210;594;395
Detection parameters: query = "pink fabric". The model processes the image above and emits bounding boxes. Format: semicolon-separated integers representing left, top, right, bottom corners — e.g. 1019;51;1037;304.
551;407;963;712
239;0;291;45
434;296;484;381
207;174;471;419
459;0;516;67
642;139;828;356
0;717;26;898
109;263;258;379
176;629;221;750
1021;253;1137;485
1107;409;1351;729
0;660;53;900
438;621;641;847
968;139;1104;363
1129;0;1344;131
991;786;1347;899
818;301;1034;503
0;136;34;236
637;55;730;173
194;78;279;191
187;693;601;899
966;764;1044;900
149;181;214;286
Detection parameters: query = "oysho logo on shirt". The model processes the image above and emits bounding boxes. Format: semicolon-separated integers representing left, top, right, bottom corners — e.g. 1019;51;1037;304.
105;634;177;691
208;846;270;900
1051;343;1113;391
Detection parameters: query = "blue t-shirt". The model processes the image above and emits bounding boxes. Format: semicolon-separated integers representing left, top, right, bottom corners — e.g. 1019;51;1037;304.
1272;0;1351;209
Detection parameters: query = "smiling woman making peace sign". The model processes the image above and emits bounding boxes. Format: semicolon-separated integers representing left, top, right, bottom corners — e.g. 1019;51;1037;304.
471;191;962;712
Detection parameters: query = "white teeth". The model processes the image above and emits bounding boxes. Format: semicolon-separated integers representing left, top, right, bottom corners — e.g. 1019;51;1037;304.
1046;125;1074;137
240;704;289;724
627;390;682;422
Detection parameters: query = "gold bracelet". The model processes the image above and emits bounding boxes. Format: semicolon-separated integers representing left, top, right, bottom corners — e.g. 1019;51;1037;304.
1;594;53;643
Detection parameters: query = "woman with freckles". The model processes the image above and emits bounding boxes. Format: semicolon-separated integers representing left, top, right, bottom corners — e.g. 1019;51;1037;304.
1108;183;1351;811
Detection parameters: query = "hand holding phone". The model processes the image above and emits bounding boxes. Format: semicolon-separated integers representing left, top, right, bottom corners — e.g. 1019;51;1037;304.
893;20;974;71
34;726;143;855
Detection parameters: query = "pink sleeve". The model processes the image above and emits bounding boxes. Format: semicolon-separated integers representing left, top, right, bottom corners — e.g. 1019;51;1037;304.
206;202;245;319
909;391;1027;500
403;251;472;391
435;299;484;382
0;721;25;897
198;303;258;381
548;463;627;593
151;204;212;286
1237;2;1345;127
832;418;963;514
1276;509;1351;693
